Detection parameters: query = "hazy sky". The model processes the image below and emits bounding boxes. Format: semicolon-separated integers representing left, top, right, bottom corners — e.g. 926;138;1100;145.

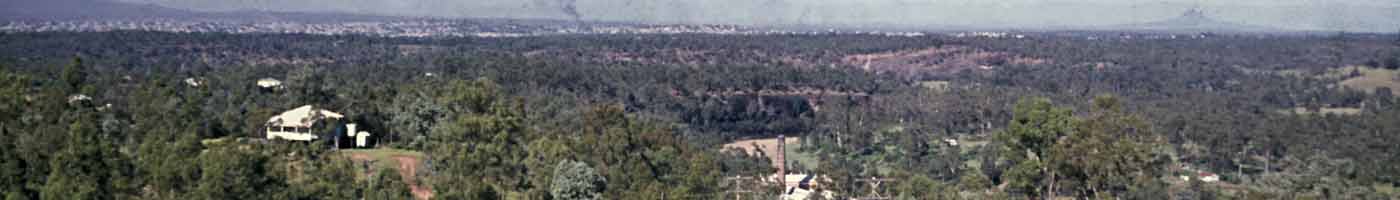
118;0;1400;32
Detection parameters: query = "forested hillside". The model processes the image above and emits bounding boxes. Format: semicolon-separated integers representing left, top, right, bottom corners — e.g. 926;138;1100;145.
2;31;1399;199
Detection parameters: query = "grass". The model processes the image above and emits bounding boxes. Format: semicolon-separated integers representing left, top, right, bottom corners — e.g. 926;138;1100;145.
1329;66;1400;94
200;138;232;146
338;148;425;174
1234;65;1311;77
719;136;823;172
1278;107;1363;116
1245;66;1397;116
959;138;990;170
918;81;951;92
1238;65;1399;94
784;142;821;171
1374;183;1398;196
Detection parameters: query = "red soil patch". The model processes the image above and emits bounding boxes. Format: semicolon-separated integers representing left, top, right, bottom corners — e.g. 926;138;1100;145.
393;156;433;200
346;153;433;200
722;137;800;169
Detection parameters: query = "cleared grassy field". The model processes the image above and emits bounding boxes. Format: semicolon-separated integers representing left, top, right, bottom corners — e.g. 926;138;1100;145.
340;148;425;171
1278;107;1363;115
1239;65;1399;94
721;137;821;171
340;148;432;200
1330;66;1399;94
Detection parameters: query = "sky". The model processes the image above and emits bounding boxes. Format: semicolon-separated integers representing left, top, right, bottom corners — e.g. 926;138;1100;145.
116;0;1400;32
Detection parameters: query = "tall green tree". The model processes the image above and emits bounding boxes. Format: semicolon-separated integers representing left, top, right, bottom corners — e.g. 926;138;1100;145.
294;155;361;200
0;66;28;198
995;96;1169;199
994;97;1073;199
426;79;529;198
192;145;286;199
575;104;722;200
58;57;86;93
1050;95;1167;198
40;117;134;200
134;131;203;199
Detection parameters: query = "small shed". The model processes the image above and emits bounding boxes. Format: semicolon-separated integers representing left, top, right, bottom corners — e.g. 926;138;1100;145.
256;78;283;89
344;123;372;148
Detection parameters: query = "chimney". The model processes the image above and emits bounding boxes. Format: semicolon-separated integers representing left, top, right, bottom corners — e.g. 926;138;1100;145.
776;135;786;189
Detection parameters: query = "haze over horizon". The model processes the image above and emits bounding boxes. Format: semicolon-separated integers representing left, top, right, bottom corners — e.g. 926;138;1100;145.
60;0;1400;32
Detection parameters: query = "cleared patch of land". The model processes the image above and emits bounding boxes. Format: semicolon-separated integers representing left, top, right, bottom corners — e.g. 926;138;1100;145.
1333;66;1400;94
1278;107;1362;116
721;137;821;171
722;137;799;159
841;46;1048;76
341;148;432;200
1237;65;1399;94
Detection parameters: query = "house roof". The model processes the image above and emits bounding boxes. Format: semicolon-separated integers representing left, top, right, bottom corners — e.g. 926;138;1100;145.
1198;172;1218;177
266;105;343;127
256;78;282;88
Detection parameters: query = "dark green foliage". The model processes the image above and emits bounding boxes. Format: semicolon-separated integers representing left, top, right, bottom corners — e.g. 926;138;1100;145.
58;58;85;93
995;97;1073;198
893;175;954;200
993;96;1169;199
0;67;28;198
192;145;286;199
1386;55;1400;70
573;105;723;199
134;132;203;199
294;155;361;200
364;167;413;200
1;31;1398;199
425;79;530;197
1051;95;1168;198
40;116;134;200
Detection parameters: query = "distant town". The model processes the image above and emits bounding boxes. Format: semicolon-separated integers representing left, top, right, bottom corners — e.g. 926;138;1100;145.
1;19;936;38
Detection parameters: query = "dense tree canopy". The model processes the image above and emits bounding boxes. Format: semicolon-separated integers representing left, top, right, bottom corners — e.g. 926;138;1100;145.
0;30;1397;199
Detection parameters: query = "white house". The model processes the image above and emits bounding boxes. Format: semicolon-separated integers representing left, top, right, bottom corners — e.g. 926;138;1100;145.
1199;172;1220;182
67;94;92;104
256;78;283;89
184;77;205;87
265;105;344;141
776;174;834;200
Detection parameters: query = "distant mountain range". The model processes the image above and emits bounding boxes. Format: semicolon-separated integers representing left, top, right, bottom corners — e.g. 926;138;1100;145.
0;0;404;22
1;0;199;20
1100;8;1286;33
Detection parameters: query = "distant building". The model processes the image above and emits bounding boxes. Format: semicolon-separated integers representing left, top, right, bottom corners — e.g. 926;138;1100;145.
265;105;344;141
1199;172;1220;182
67;94;92;104
256;78;283;89
264;105;375;148
184;77;204;87
777;174;833;200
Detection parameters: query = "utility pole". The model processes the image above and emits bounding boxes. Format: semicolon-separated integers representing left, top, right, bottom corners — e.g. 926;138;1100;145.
724;177;755;200
1238;142;1249;182
853;177;897;200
